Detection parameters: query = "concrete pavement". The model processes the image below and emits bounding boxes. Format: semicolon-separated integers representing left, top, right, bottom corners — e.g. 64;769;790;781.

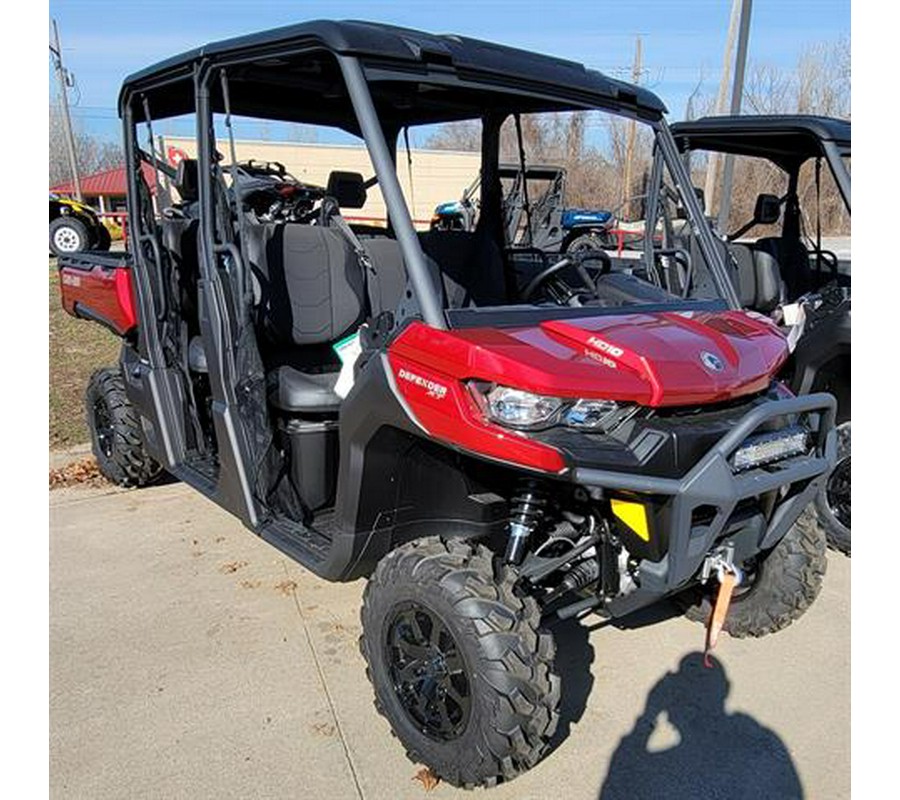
50;480;850;799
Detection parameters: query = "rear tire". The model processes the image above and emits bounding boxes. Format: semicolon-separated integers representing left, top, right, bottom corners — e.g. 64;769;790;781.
679;512;827;638
814;421;850;554
95;223;112;252
85;368;162;487
565;231;612;254
50;216;90;256
360;537;560;788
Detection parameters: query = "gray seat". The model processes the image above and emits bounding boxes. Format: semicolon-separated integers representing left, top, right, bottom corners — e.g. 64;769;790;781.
747;246;787;312
418;230;508;308
246;222;366;413
360;230;508;319
360;237;409;317
247;221;507;414
267;367;341;413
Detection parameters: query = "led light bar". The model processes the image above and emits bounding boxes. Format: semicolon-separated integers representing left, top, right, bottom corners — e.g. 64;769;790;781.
732;426;810;472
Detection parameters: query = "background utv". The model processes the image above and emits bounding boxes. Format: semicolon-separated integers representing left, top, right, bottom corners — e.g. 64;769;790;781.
57;20;836;788
670;115;850;553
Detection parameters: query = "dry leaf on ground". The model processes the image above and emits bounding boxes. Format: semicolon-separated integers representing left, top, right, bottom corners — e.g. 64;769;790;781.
412;766;441;792
219;561;249;574
49;457;109;489
274;580;298;596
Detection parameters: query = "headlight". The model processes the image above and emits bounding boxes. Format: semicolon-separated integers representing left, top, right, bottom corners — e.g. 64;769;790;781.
562;399;620;429
484;386;563;429
470;384;627;432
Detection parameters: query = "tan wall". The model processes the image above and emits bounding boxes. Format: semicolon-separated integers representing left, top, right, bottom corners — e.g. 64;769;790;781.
163;136;480;228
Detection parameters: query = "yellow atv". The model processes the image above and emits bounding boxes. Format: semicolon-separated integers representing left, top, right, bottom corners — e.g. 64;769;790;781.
49;194;111;256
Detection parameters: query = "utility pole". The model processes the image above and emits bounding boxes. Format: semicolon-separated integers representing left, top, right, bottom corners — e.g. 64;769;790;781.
50;19;82;202
623;36;642;220
717;0;753;230
704;0;741;217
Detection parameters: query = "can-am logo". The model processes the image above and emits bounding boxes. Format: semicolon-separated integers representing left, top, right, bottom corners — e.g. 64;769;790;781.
61;273;81;287
397;368;448;399
586;336;624;358
700;351;725;373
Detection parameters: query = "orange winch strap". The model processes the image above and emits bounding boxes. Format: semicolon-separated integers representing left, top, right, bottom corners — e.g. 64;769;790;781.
704;570;737;668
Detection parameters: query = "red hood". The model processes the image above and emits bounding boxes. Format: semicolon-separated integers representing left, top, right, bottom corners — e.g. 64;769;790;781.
390;310;787;407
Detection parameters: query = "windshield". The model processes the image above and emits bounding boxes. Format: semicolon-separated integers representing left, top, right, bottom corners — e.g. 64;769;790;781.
408;107;732;326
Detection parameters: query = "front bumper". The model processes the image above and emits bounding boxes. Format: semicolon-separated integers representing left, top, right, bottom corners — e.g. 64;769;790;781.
575;392;837;617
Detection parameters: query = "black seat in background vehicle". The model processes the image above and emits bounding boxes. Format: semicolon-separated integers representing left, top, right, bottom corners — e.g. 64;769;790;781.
726;241;784;313
752;237;812;302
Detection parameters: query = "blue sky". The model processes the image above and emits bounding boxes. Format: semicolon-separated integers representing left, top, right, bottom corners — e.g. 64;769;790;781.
49;0;849;144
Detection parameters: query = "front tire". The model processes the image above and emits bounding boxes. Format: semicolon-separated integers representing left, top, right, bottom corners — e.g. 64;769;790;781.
814;421;850;554
50;216;90;256
360;537;560;788
85;368;162;487
680;513;827;638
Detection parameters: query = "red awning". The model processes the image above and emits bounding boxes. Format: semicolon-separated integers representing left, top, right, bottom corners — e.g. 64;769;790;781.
50;163;159;197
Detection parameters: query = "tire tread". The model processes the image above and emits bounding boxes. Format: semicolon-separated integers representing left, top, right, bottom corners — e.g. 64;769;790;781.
85;367;161;487
359;537;559;788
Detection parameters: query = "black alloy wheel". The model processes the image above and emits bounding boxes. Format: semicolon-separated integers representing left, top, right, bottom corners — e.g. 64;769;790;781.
814;420;851;554
384;602;471;741
92;397;116;459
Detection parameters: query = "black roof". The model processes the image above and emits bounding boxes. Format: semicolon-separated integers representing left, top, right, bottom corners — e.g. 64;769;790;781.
671;115;850;164
119;19;666;127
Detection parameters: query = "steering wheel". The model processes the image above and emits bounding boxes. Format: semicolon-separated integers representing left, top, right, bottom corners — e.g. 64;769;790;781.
521;249;612;303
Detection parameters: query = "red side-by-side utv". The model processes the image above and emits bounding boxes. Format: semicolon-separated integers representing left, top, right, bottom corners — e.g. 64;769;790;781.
57;20;836;788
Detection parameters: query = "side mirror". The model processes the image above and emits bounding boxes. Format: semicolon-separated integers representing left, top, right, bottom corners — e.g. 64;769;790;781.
754;193;781;225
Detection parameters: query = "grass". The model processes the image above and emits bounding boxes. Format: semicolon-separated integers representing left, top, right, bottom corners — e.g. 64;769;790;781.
49;259;120;448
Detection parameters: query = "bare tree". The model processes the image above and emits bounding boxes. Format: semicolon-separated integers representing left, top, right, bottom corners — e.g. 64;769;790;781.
690;37;850;235
49;103;125;188
426;119;482;151
422;37;849;233
497;112;619;211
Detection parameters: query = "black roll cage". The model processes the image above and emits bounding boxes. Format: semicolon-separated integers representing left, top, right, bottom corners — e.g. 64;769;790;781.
671;116;851;214
121;43;741;340
117;35;742;525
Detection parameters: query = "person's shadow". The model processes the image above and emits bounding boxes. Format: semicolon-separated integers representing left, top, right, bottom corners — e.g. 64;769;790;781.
599;652;803;800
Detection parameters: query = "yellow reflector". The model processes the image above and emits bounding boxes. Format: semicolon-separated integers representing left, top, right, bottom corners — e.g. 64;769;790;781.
610;498;650;542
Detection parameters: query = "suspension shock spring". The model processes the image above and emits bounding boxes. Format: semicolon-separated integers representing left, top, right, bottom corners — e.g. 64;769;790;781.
505;481;549;564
